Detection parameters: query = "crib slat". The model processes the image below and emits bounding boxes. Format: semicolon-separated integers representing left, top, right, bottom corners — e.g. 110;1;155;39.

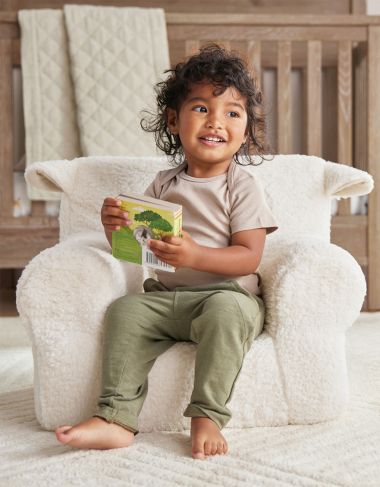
337;40;352;165
241;40;265;156
247;40;262;88
306;41;322;156
354;42;367;173
0;38;14;218
337;40;353;216
368;25;380;310
277;41;292;154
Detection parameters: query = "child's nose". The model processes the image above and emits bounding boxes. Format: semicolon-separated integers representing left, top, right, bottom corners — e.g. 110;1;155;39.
206;116;223;129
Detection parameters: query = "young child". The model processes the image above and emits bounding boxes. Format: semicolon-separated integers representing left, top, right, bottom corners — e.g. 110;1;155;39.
55;45;278;460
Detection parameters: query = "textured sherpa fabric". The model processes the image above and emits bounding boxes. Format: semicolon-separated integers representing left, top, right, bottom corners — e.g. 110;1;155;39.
18;154;373;431
25;154;373;242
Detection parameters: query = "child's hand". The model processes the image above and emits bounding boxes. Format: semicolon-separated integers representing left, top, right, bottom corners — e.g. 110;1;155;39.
101;197;131;232
148;230;200;269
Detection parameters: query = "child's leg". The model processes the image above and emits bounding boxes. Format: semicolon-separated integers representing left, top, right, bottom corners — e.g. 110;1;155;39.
95;291;180;432
174;282;264;458
183;287;264;428
56;290;179;449
56;280;264;455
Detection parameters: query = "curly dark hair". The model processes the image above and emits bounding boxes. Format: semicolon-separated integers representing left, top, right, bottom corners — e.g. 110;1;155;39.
140;44;272;166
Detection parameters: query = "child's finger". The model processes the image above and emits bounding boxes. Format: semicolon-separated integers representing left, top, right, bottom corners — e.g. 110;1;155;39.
149;239;176;254
103;197;121;207
104;225;120;232
163;236;182;246
103;216;131;226
152;249;176;265
102;206;128;219
102;207;125;217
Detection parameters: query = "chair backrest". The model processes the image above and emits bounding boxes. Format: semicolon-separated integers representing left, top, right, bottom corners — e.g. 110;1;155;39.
25;154;373;243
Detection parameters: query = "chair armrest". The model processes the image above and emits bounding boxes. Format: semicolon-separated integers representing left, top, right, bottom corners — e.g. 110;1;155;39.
258;237;366;423
259;237;366;338
16;231;151;336
16;231;156;429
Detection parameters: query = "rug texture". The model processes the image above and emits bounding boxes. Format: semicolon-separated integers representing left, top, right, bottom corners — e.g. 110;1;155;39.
0;313;379;487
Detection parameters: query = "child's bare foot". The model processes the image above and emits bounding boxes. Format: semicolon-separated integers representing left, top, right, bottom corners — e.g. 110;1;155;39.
190;417;228;460
55;416;135;450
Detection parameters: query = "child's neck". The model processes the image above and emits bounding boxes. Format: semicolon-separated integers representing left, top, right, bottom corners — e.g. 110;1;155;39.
185;160;232;178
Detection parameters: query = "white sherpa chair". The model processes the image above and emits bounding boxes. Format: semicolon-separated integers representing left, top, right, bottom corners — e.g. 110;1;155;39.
17;155;373;432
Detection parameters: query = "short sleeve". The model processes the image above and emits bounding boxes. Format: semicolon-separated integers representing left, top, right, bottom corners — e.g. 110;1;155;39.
230;171;278;235
143;171;163;199
144;180;156;198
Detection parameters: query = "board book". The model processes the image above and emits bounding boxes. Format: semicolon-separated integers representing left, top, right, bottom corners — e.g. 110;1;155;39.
112;193;182;272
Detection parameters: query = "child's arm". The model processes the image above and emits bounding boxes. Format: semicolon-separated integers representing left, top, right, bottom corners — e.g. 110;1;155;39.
148;228;266;275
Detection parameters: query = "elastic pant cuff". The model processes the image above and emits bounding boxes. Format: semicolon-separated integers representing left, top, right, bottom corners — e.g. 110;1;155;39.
183;404;228;430
94;406;139;435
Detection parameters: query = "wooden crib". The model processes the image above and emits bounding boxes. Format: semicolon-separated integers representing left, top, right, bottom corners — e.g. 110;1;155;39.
0;12;380;310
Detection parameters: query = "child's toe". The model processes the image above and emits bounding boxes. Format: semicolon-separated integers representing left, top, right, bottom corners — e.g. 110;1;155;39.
55;425;72;434
192;440;206;460
56;432;73;444
217;441;224;454
203;440;212;456
210;442;218;455
192;451;206;460
55;425;81;445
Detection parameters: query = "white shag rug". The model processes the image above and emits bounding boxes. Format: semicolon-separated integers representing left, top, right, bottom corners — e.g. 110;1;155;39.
0;313;379;487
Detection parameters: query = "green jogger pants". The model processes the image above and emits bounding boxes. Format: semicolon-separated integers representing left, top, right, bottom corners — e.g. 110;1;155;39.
94;278;265;434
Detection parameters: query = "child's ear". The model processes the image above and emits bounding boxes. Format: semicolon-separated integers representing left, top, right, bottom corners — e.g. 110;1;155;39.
166;108;179;134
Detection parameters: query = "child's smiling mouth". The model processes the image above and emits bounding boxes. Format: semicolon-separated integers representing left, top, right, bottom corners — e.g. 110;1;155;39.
199;135;226;146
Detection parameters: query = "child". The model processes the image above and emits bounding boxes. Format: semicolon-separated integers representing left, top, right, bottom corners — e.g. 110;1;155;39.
55;45;278;459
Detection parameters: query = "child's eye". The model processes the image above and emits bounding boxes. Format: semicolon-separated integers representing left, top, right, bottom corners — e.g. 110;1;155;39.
193;106;207;113
228;111;240;118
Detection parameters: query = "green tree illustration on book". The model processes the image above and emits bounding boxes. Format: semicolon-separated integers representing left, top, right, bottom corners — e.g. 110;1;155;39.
135;210;173;240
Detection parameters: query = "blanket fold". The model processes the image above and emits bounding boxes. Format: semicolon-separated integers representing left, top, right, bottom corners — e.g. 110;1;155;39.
19;6;170;200
19;9;80;201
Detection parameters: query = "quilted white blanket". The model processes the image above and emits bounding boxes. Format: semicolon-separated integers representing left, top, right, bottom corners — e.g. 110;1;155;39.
19;6;170;200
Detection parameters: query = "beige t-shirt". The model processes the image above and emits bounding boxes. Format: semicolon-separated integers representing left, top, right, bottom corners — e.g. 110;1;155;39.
144;160;278;295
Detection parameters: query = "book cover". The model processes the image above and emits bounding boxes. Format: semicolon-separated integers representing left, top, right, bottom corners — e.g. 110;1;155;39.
112;192;182;272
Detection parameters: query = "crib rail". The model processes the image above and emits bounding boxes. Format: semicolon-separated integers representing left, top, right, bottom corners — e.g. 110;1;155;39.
166;17;380;313
1;12;380;309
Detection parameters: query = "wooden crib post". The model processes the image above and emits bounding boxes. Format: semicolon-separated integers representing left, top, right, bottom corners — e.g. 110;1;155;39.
0;37;14;220
367;25;380;310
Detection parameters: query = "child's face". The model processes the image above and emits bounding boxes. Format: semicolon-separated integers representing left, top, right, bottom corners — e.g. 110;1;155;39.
167;83;248;177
